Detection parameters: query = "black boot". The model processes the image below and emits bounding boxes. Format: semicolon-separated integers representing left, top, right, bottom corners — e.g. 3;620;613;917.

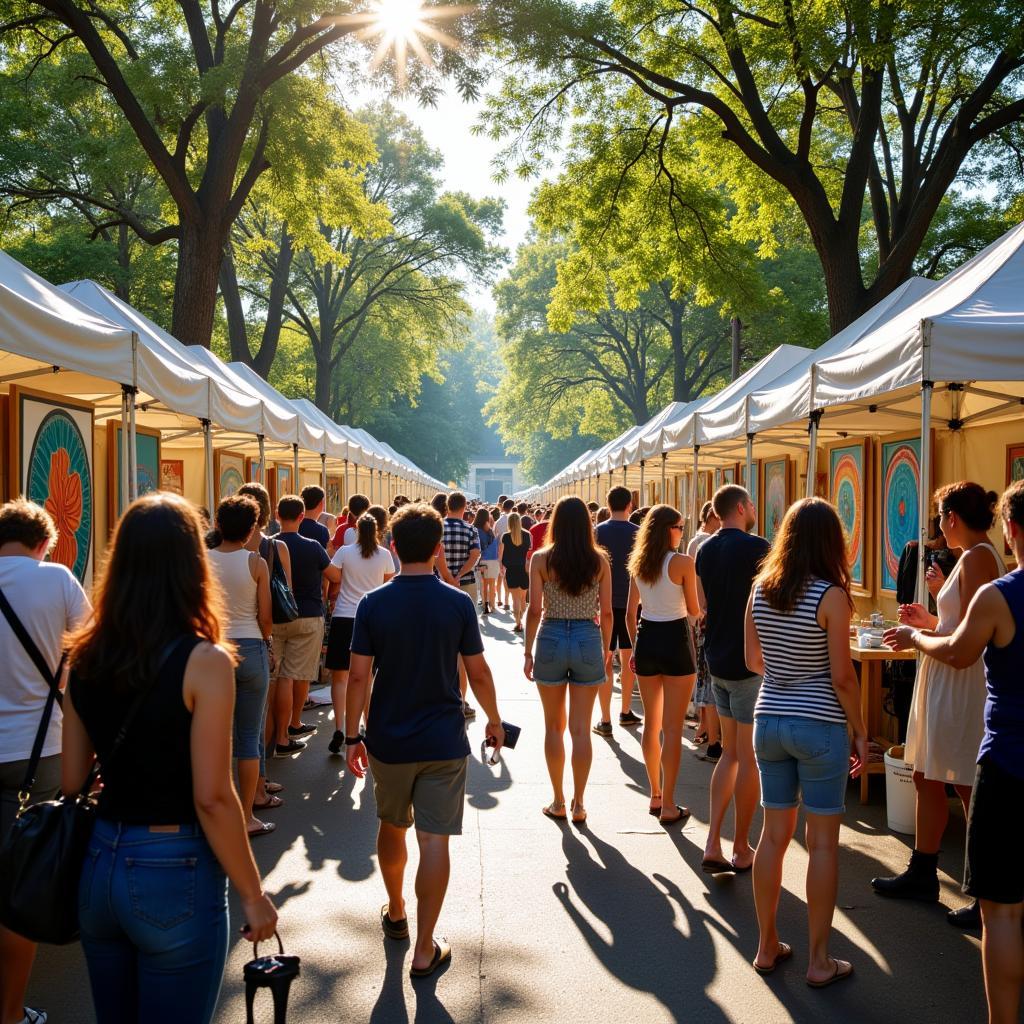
871;850;940;901
947;899;982;929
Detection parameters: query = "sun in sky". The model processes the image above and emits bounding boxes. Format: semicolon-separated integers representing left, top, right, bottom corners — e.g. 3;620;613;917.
340;1;474;90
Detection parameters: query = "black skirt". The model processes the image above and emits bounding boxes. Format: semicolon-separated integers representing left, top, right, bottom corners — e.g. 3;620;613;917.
633;617;695;677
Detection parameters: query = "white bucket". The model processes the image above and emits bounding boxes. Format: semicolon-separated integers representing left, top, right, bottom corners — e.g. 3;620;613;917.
884;745;916;835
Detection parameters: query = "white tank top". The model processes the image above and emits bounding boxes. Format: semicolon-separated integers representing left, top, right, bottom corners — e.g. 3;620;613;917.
208;547;261;640
636;551;688;622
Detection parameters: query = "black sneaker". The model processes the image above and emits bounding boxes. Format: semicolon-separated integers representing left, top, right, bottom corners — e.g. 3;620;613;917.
592;720;613;737
274;739;307;757
462;703;477;720
871;851;940;901
619;710;643;727
697;741;722;762
328;730;344;755
947;900;982;929
288;723;316;738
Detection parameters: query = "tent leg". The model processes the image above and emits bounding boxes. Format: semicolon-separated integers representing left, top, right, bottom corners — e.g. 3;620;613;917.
344;460;349;504
806;410;822;498
354;463;360;495
203;419;214;510
745;434;754;497
127;388;138;502
258;435;266;484
292;444;299;487
118;389;130;516
917;382;934;604
639;460;646;502
321;454;327;492
660;453;667;504
691;447;700;537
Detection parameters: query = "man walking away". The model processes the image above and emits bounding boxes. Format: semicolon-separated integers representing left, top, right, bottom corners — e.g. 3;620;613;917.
593;486;642;736
271;496;339;756
346;503;504;979
442;492;481;720
695;485;768;873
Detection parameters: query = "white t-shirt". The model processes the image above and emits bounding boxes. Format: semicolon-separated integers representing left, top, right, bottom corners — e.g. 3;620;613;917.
342;527;356;546
494;515;509;540
331;543;394;619
0;556;91;762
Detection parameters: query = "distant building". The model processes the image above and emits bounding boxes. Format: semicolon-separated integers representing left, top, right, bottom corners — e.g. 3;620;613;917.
462;455;522;503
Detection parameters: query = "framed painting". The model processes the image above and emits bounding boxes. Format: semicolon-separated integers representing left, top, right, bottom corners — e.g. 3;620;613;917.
326;476;343;515
1006;445;1024;487
275;463;294;499
761;456;792;544
160;459;184;495
9;385;94;585
739;460;759;512
215;449;246;501
827;439;870;590
878;432;933;594
107;421;162;520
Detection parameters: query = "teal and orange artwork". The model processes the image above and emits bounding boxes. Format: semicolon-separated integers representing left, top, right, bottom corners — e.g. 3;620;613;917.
881;437;921;591
829;444;864;587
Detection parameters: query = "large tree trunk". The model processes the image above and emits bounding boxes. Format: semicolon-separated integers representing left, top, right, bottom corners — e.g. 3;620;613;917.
219;249;251;364
254;227;293;379
314;352;333;413
173;220;227;348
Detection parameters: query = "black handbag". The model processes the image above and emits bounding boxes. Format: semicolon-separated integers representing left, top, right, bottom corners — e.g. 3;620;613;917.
244;932;300;1024
0;592;170;944
265;537;299;624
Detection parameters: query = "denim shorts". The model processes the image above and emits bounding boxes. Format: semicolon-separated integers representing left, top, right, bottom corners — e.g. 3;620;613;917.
711;674;761;724
79;820;229;1024
754;714;850;815
233;638;270;760
534;619;605;686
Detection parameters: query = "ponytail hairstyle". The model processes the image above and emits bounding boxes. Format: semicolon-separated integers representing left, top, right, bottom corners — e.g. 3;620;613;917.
357;513;378;558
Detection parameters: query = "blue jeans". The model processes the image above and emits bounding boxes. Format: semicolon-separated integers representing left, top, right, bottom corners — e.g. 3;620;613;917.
534;619;605;685
233;638;270;763
754;715;850;815
79;819;229;1024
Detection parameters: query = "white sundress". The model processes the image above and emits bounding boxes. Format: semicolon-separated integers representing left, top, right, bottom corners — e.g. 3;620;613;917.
904;542;1004;784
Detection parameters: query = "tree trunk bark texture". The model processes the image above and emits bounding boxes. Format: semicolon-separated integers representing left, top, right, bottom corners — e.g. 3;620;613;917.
173;220;228;349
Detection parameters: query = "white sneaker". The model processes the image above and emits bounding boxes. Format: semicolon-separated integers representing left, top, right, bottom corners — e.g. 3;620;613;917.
20;1009;48;1024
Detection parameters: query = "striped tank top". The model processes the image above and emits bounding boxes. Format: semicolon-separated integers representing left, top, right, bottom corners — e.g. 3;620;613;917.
752;577;845;725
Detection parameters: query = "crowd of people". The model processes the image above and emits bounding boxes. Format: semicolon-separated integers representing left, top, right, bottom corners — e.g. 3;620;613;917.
0;472;1022;1023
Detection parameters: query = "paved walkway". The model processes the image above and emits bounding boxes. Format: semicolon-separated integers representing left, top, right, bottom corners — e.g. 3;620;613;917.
30;608;992;1023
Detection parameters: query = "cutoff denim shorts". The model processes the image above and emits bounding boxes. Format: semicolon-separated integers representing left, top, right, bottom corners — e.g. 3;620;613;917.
754;714;850;816
534;618;605;686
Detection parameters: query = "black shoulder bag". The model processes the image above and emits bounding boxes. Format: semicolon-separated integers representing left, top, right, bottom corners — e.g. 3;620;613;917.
264;537;299;624
0;591;171;944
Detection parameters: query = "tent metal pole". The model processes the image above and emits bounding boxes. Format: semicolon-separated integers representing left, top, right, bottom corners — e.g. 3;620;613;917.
917;380;935;604
378;469;384;504
321;454;327;491
691;447;700;536
258;436;266;484
292;444;299;486
660;452;667;503
745;434;754;497
119;388;130;515
344;460;349;503
806;410;822;499
127;388;138;502
639;460;646;501
203;419;214;509
354;463;360;494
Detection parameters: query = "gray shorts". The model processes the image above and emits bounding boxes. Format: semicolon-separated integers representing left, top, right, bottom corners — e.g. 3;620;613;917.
368;755;467;836
711;674;762;725
1;753;62;838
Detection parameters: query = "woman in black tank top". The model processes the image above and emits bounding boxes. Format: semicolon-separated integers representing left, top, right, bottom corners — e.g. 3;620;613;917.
61;494;277;1024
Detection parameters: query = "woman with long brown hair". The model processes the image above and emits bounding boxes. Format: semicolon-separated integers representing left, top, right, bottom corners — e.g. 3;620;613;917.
625;505;699;824
61;494;277;1023
524;496;613;824
744;497;867;987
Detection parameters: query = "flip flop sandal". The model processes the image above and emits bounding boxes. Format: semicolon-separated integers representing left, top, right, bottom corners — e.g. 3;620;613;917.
380;904;409;941
570;801;587;824
542;803;567;820
731;858;754;873
410;940;451;979
648;801;663;817
753;942;793;976
247;821;276;838
701;857;736;874
659;805;690;826
263;782;284;794
253;795;283;809
806;958;854;988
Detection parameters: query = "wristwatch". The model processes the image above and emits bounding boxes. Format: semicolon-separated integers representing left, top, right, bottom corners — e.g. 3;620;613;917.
345;735;364;746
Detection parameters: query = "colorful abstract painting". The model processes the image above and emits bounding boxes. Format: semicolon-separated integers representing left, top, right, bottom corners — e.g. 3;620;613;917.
763;458;790;544
1007;445;1024;486
881;436;921;592
15;389;93;584
829;442;866;587
216;450;246;500
160;460;184;495
109;423;161;518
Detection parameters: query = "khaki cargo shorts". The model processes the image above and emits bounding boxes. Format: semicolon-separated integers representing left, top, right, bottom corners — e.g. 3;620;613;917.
368;755;467;836
272;615;324;680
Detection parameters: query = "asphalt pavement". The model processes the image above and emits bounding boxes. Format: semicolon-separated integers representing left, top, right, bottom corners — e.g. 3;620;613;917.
28;605;996;1023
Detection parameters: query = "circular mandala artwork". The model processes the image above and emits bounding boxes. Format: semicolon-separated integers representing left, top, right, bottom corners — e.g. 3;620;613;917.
831;453;862;572
27;409;92;582
221;467;244;497
884;444;920;584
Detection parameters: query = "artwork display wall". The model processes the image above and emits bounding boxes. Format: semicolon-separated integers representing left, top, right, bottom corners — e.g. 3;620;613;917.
107;421;161;520
9;385;94;585
827;439;870;590
275;463;293;499
761;457;792;544
215;449;246;501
